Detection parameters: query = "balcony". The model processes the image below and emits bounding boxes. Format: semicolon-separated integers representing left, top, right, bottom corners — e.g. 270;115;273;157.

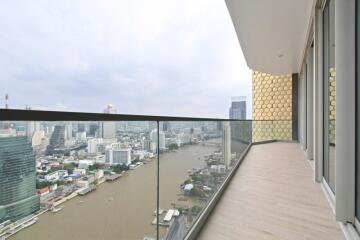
0;110;345;240
198;142;344;240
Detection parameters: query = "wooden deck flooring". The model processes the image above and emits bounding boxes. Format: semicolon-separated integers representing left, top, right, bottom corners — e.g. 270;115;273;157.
197;142;344;240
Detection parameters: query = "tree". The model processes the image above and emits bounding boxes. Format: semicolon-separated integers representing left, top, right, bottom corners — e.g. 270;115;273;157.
63;163;76;174
190;205;202;215
36;180;51;189
191;175;204;183
183;179;191;185
190;187;205;197
168;143;179;150
88;163;102;171
112;164;129;173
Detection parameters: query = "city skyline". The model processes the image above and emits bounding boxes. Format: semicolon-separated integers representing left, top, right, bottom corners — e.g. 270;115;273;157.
0;119;244;239
0;0;252;118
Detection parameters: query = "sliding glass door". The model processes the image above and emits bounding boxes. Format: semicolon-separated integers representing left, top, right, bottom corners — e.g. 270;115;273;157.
323;0;336;192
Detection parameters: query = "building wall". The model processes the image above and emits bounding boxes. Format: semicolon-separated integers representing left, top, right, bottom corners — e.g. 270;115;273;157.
100;122;116;139
252;71;292;142
0;136;40;222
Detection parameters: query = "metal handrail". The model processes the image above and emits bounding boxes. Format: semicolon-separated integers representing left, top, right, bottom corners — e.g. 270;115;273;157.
0;109;292;122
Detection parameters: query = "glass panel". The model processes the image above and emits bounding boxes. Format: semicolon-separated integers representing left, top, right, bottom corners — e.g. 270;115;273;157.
0;121;157;240
323;0;336;192
305;64;307;150
158;121;251;239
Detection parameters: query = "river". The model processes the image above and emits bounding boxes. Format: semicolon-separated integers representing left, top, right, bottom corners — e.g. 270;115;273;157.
11;143;218;240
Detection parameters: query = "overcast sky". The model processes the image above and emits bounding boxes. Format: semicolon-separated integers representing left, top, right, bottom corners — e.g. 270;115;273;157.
0;0;252;118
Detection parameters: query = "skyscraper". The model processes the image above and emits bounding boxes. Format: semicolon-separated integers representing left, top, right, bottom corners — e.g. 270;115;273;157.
229;96;246;120
222;122;231;169
46;125;65;155
0;136;40;222
65;122;73;140
25;121;41;139
100;104;117;139
89;123;99;137
77;123;85;132
150;129;165;152
162;121;171;132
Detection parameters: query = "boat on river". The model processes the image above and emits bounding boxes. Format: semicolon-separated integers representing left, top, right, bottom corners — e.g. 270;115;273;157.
50;206;64;213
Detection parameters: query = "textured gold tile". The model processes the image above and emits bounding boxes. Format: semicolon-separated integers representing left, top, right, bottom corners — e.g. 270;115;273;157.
252;71;292;142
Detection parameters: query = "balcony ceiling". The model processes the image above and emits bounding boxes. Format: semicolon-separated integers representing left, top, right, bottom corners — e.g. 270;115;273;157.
225;0;314;75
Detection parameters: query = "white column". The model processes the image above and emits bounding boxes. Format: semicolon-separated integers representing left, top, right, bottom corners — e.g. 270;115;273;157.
306;46;314;160
298;70;302;145
335;0;355;223
299;67;307;151
314;8;324;183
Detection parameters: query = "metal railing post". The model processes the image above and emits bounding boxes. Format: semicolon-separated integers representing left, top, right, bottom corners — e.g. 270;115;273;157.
156;121;160;240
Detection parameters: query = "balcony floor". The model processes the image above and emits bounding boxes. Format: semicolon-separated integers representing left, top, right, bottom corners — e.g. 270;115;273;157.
198;142;344;240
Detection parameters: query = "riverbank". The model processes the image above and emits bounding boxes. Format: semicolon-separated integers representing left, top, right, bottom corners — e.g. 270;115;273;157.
10;143;218;240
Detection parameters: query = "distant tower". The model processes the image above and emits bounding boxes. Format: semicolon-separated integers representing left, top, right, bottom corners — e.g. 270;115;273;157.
222;122;231;169
46;125;66;155
162;121;171;132
5;94;9;109
104;104;117;114
3;94;10;129
99;104;117;139
229;96;246;120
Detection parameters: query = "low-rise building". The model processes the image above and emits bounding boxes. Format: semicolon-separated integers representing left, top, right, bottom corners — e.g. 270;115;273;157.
37;187;50;196
105;147;132;166
76;180;89;188
210;165;226;174
95;169;104;180
78;160;94;169
73;168;86;176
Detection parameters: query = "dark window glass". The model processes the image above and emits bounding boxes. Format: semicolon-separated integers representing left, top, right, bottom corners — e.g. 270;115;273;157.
323;0;336;192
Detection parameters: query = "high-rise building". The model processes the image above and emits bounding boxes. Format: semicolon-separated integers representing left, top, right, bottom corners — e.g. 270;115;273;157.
100;104;117;139
162;121;171;132
150;129;165;152
100;122;116;139
77;123;85;132
222;122;231;169
229;96;246;120
25;121;41;139
65;122;73;140
143;139;151;152
46;125;65;155
104;104;117;114
89;123;99;137
0;136;40;222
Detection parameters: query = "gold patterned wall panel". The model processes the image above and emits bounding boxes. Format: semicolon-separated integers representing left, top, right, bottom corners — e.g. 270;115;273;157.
252;71;292;142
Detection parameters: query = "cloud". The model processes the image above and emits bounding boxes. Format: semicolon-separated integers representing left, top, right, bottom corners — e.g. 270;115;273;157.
0;0;252;118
